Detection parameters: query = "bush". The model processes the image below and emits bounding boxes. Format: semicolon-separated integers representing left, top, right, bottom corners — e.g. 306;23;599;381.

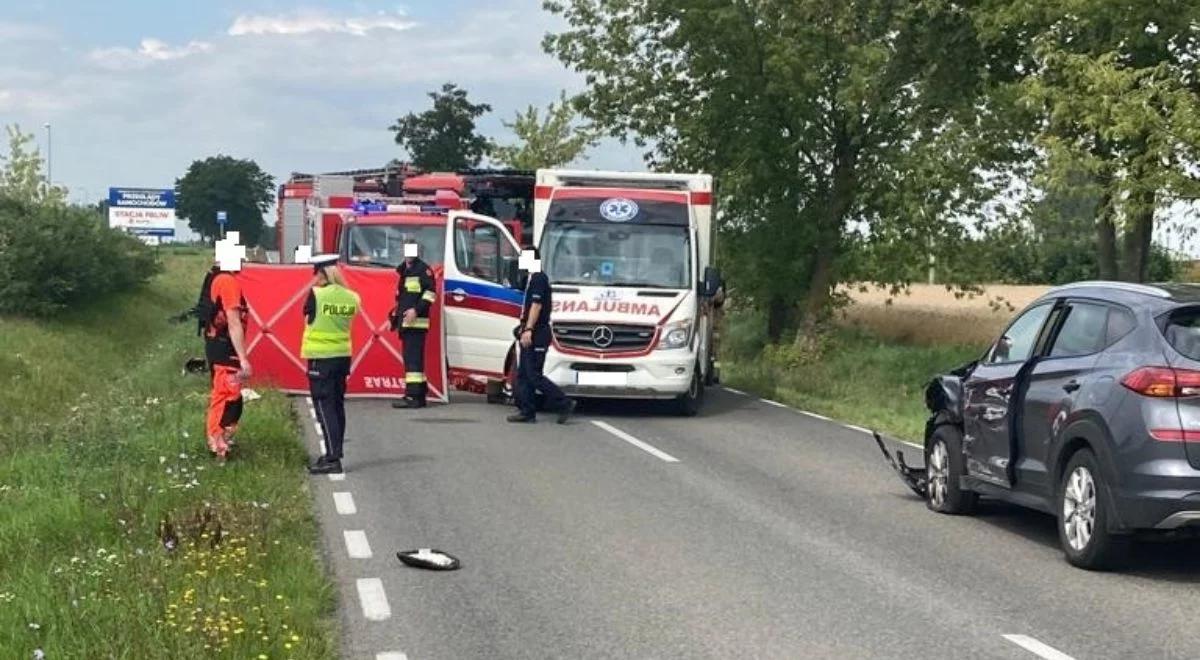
0;197;162;316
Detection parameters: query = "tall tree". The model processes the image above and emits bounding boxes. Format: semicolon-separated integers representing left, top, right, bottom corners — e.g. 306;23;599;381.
544;0;1015;341
175;156;274;245
0;124;67;206
991;1;1200;282
491;92;598;169
390;83;493;170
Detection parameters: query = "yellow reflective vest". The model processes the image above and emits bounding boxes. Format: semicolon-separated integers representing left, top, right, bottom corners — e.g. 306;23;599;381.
301;284;360;359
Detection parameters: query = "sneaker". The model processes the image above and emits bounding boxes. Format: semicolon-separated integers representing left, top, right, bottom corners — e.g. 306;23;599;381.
507;412;536;423
557;399;577;425
308;460;342;475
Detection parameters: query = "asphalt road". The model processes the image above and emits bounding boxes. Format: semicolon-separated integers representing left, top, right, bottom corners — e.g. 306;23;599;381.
302;388;1200;660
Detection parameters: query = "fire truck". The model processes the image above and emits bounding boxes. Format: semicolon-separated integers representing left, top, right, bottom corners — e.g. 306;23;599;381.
275;165;533;263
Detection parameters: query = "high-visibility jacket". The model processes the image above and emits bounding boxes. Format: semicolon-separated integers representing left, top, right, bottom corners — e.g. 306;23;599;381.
395;258;436;330
301;284;360;359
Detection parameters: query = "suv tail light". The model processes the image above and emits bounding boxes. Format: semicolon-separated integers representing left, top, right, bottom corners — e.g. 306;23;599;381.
1121;367;1200;398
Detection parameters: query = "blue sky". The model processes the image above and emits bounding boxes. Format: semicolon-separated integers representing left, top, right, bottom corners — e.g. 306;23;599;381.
0;1;644;205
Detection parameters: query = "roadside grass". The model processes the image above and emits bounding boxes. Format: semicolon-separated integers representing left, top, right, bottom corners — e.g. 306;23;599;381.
0;256;336;659
721;309;984;442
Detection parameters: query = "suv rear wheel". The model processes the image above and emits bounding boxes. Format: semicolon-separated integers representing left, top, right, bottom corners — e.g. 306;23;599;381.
925;425;977;515
1058;449;1130;570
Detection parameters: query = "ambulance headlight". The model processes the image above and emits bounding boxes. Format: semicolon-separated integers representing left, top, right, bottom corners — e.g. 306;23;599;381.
658;319;692;350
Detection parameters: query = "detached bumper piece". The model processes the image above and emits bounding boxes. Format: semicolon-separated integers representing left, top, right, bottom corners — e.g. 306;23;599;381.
874;432;927;498
397;548;461;571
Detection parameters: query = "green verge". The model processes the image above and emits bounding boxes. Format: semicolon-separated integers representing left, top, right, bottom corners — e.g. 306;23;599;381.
720;312;984;443
0;255;336;659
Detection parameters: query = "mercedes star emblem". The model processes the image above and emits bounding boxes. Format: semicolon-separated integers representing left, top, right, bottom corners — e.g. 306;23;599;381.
591;325;615;348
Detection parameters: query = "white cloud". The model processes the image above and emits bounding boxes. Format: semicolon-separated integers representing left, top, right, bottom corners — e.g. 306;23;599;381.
228;10;416;37
89;38;213;70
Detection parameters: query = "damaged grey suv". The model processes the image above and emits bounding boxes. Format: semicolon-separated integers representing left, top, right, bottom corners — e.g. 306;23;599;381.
884;281;1200;570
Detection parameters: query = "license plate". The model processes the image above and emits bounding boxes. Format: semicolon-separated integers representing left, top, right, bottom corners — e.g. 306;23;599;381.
576;371;628;387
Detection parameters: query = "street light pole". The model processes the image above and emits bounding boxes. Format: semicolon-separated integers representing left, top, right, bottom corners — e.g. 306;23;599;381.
43;122;52;185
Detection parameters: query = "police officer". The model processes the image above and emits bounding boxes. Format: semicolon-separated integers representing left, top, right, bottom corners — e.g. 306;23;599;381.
508;247;576;424
392;240;436;409
302;254;360;475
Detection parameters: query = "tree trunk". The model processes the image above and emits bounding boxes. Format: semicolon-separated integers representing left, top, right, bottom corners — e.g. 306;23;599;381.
766;294;793;343
1119;195;1155;283
796;133;856;344
1096;188;1118;280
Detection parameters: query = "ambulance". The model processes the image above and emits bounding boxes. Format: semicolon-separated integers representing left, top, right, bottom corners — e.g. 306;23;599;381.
440;169;721;415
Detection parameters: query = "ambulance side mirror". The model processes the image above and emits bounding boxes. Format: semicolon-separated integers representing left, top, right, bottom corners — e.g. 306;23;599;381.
702;266;721;298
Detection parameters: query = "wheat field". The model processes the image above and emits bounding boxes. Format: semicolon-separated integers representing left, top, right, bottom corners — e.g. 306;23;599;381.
838;284;1050;347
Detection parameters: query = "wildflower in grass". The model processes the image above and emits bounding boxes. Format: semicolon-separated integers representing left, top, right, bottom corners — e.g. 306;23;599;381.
28;622;40;631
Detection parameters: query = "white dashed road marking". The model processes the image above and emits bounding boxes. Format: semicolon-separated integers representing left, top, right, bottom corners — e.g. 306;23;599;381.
328;472;346;482
844;424;873;435
377;654;409;660
760;398;788;408
800;410;832;421
723;387;746;395
1002;634;1076;660
333;491;357;515
344;530;373;559
591;421;680;463
356;578;391;621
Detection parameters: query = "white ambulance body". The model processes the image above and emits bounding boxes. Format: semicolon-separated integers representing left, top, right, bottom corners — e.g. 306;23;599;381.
532;169;720;414
438;169;720;414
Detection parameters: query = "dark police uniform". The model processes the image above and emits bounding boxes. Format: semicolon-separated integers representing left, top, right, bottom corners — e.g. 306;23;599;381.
511;271;571;421
393;257;436;408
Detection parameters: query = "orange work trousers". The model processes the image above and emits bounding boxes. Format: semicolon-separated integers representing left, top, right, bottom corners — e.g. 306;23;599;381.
207;364;243;456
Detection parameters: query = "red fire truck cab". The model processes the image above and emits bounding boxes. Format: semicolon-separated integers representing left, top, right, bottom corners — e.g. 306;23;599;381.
276;166;533;263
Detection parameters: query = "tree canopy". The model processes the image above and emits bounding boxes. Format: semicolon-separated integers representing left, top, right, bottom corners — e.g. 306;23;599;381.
491;92;597;169
175;156;274;245
0;124;67;206
390;83;493;171
544;0;1015;340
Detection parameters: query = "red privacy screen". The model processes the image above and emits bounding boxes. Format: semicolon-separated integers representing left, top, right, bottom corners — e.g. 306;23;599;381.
237;264;447;402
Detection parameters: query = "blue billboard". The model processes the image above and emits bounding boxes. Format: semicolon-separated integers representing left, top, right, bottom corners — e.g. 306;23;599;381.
108;188;175;209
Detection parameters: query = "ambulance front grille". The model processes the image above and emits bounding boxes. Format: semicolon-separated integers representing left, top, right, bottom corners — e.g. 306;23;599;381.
552;322;656;353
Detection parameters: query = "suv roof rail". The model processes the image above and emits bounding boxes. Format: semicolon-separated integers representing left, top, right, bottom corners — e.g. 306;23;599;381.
1047;280;1172;298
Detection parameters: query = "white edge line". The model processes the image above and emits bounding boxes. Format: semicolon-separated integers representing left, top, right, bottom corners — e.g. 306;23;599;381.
333;491;357;515
591;420;680;463
1002;634;1076;660
760;398;788;409
377;654;409;660
799;410;832;421
899;440;923;450
344;530;373;559
328;472;346;481
844;424;873;435
355;578;391;621
723;387;746;395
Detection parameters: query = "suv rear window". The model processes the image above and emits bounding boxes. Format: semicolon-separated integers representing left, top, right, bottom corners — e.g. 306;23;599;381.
1164;308;1200;360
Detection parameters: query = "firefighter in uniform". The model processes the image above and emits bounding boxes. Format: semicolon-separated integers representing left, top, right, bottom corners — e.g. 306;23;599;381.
392;240;436;409
302;254;360;475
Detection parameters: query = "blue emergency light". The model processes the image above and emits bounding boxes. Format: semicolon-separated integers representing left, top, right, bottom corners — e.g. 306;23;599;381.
353;200;389;214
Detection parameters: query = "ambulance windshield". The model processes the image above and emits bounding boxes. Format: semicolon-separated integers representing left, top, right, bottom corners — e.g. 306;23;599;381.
345;224;445;268
541;221;691;289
